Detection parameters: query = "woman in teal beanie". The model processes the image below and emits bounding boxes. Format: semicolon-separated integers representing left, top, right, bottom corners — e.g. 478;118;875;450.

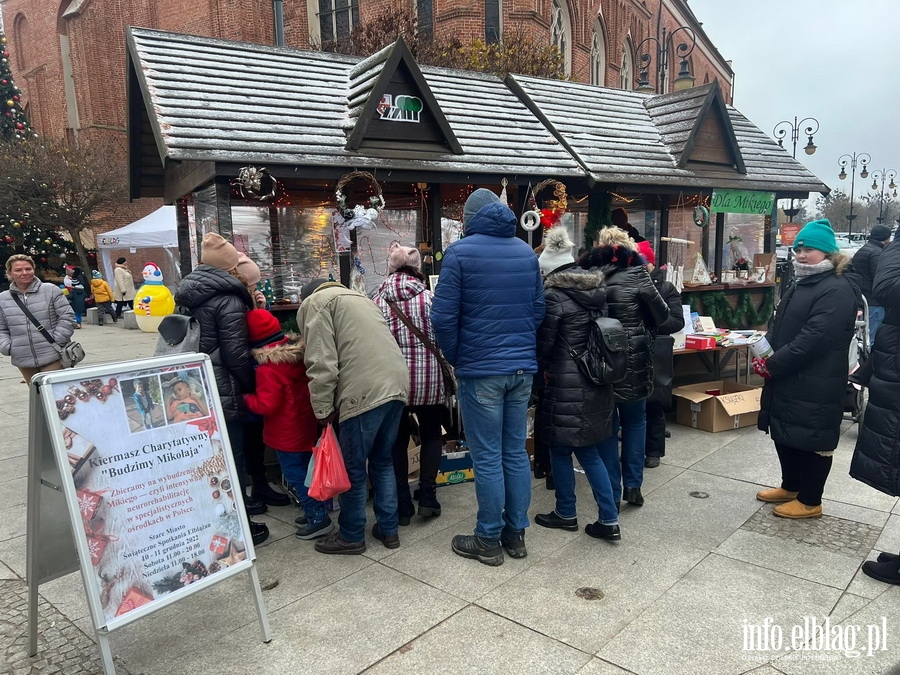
754;218;860;518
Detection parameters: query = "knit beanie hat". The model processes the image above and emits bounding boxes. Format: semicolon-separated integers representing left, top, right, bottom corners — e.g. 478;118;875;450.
236;252;261;286
870;224;892;241
636;240;656;265
116;257;127;265
201;233;239;271
300;277;330;301
92;270;103;279
538;226;575;275
463;188;501;227
246;309;285;348
793;219;839;253
388;242;422;274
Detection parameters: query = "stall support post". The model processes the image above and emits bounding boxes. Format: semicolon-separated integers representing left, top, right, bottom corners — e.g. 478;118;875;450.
339;251;351;287
176;197;193;277
214;180;234;239
428;183;442;275
766;200;778;254
658;195;670;265
270;204;283;299
714;211;725;279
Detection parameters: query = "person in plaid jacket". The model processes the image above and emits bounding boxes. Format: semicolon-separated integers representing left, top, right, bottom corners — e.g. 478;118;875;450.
373;243;446;524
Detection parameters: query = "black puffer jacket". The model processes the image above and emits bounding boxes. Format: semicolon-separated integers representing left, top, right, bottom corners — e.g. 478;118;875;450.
537;266;615;447
174;265;255;421
851;242;900;495
648;267;685;406
650;267;685;337
582;247;668;402
850;238;886;301
759;265;858;452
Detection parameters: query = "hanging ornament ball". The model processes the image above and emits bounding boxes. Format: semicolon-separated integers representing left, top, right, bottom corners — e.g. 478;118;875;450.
15;123;23;130
519;210;541;232
44;238;52;245
41;257;47;263
0;79;6;85
12;95;19;102
2;51;8;58
12;221;21;228
89;252;95;258
0;36;6;43
5;236;13;243
6;100;14;108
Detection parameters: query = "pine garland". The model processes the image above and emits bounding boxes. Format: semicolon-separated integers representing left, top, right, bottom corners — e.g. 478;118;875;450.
683;288;775;329
584;191;611;252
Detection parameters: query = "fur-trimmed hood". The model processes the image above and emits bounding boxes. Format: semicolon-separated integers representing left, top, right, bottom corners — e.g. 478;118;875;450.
578;244;644;271
251;334;306;364
543;265;606;312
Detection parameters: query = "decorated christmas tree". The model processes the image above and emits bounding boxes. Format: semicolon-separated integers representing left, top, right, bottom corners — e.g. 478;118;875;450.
0;31;35;142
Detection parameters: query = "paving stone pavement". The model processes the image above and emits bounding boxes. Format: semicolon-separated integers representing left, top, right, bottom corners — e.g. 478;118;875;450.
743;508;883;557
0;579;131;674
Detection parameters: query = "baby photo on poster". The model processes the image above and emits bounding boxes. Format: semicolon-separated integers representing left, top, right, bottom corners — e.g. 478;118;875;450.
120;376;166;433
161;369;209;425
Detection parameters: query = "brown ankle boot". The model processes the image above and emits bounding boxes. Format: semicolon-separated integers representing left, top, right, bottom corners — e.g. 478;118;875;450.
773;500;822;519
756;487;799;503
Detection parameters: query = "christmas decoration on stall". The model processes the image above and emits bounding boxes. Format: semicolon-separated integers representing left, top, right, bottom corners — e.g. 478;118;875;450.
683;288;775;329
520;179;568;232
727;233;751;272
0;31;37;142
134;263;175;333
333;170;385;252
692;204;710;227
230;166;278;201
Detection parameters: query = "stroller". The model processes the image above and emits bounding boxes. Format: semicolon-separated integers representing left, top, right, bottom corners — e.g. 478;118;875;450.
845;297;871;424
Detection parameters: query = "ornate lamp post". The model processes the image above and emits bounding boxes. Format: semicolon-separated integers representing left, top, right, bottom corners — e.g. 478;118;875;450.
869;169;897;224
772;116;819;221
634;26;697;94
838;152;871;240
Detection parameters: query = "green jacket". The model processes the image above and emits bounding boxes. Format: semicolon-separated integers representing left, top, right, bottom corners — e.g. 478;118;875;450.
297;283;408;421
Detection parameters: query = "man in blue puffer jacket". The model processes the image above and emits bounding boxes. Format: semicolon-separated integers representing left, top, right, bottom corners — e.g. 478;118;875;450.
432;188;545;566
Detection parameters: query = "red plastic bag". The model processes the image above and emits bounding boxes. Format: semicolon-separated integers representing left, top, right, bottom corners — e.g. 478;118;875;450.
308;424;351;501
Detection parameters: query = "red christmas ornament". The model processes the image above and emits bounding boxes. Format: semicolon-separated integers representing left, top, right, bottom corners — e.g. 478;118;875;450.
89;252;96;258
12;95;19;102
15;123;23;130
0;79;7;85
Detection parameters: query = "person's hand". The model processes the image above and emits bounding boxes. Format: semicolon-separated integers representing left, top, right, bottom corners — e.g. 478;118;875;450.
752;357;772;379
317;412;337;427
253;290;267;309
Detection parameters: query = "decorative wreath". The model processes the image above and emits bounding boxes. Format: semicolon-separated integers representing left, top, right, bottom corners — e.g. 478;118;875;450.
692;204;710;228
335;170;386;230
231;166;278;201
520;179;568;232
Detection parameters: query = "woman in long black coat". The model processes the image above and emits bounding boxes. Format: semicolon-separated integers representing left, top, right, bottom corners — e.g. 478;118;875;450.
534;227;619;539
755;219;859;519
850;237;900;584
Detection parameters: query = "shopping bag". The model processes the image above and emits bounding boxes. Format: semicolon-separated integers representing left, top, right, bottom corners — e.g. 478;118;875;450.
308;424;351;501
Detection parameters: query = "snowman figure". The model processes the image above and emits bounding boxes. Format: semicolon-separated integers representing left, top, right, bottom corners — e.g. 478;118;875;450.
134;262;175;332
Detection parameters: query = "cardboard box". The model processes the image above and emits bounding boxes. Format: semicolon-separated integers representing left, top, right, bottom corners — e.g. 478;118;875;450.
436;449;474;486
407;443;421;484
685;334;717;350
672;380;762;432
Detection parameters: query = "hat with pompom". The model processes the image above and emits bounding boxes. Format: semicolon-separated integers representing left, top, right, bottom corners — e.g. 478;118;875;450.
538;226;576;275
246;309;285;348
388;242;422;274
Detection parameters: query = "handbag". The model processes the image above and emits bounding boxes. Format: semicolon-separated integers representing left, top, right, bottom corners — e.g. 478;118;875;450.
559;315;628;386
155;314;201;356
12;293;85;368
385;298;456;397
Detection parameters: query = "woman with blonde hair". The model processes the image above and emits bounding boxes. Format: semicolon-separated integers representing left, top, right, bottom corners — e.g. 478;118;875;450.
0;254;76;381
755;219;859;518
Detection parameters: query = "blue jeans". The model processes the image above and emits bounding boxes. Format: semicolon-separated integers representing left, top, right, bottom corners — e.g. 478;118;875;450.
457;373;532;542
869;305;884;347
597;399;647;501
276;450;327;525
550;444;619;525
337;401;405;543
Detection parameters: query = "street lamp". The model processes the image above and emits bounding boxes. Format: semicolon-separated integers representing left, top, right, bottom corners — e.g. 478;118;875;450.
634;26;697;94
869;169;897;224
772;116;819;222
838;152;872;240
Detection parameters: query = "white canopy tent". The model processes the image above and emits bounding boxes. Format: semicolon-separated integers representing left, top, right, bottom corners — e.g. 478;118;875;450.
98;206;182;289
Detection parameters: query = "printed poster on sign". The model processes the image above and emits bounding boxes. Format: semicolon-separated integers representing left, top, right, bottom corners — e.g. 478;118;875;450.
50;361;250;625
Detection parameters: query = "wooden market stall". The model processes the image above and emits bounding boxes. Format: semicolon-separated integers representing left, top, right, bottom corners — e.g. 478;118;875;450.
125;27;828;338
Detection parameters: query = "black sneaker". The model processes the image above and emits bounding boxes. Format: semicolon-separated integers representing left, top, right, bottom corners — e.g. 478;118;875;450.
500;529;527;559
451;535;504;566
644;456;661;469
535;511;578;531
244;494;268;516
877;552;900;564
250;520;270;546
585;522;621;541
295;517;335;540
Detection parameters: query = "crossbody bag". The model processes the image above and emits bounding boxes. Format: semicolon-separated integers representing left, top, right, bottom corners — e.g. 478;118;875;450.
385;298;456;397
12;293;85;368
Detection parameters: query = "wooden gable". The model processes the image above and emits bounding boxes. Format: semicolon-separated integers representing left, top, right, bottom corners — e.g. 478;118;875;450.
126;47;165;200
345;38;463;154
679;81;746;174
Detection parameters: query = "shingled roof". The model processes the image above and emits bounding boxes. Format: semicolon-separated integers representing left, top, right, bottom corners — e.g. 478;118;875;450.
126;28;828;201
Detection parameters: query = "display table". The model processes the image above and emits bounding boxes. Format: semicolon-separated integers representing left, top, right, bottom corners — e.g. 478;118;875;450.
673;343;752;384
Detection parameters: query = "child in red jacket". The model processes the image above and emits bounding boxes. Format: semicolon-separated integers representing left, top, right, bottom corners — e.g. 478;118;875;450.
243;309;332;540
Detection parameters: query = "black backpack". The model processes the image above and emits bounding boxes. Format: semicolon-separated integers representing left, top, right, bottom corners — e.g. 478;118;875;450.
561;315;628;386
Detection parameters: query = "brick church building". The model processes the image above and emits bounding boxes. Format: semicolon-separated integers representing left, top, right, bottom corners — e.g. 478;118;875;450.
2;0;733;224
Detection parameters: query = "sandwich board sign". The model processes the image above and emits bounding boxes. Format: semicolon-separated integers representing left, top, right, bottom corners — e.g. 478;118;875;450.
26;354;271;674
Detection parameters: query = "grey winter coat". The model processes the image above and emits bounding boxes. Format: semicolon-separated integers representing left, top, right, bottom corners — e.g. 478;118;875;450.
537;266;615;447
0;278;76;368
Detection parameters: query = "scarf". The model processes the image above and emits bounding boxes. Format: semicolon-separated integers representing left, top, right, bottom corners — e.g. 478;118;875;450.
792;258;834;278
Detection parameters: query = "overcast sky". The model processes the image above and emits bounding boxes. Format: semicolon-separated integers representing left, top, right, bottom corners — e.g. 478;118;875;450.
689;0;900;200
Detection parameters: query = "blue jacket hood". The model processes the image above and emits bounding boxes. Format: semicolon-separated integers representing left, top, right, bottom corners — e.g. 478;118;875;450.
465;202;517;238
